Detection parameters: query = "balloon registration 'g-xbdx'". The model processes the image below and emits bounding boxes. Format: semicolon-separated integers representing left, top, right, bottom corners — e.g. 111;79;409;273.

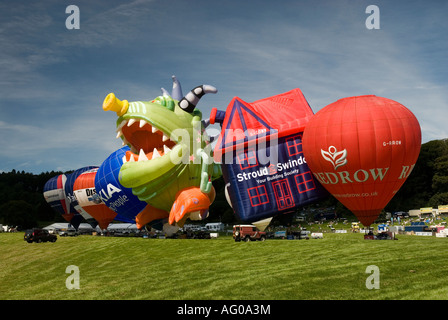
302;95;421;226
102;77;222;228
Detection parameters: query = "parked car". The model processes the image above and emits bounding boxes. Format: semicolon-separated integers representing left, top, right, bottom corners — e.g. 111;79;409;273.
58;229;79;237
233;225;266;242
24;228;57;243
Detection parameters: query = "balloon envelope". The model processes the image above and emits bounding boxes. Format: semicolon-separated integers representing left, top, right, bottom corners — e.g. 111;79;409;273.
43;174;72;222
213;89;328;223
74;168;117;230
64;166;98;230
302;95;421;226
94;146;147;223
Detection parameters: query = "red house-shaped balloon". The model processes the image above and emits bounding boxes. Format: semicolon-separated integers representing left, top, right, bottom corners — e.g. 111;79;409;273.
211;89;328;223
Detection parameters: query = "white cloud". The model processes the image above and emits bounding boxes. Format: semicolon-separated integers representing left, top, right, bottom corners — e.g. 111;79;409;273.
0;112;123;173
0;0;446;174
57;0;156;48
179;2;448;145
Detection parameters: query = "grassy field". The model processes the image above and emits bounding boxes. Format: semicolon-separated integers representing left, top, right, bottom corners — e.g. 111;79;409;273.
1;231;448;300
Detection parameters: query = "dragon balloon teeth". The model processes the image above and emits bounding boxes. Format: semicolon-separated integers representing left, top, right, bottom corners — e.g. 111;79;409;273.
116;117;177;163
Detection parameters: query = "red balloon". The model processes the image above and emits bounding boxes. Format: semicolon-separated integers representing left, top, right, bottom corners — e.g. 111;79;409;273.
73;168;117;230
302;95;421;226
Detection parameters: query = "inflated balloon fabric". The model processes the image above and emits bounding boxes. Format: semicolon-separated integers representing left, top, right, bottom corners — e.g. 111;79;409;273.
302;95;421;226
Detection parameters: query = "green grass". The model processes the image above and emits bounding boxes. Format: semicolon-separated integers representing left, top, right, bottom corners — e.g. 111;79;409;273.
1;232;448;300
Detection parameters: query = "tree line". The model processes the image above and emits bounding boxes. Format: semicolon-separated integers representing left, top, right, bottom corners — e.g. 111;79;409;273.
0;170;65;229
1;139;447;229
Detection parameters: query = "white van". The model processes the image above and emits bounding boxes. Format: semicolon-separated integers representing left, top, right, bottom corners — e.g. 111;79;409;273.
205;223;224;232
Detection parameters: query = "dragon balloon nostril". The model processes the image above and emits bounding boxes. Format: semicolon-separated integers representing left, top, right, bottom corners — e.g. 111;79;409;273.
103;93;129;116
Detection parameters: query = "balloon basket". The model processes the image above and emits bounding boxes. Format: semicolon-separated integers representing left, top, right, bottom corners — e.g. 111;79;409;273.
364;231;397;240
364;234;375;240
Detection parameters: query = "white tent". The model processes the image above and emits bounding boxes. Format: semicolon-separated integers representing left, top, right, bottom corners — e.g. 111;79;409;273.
106;223;139;232
43;222;99;233
43;222;143;236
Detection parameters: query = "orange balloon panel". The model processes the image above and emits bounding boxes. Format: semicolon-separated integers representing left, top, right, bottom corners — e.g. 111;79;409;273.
73;168;117;230
302;95;421;226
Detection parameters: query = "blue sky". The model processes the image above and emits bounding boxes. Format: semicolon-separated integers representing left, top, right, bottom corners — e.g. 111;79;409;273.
0;0;447;174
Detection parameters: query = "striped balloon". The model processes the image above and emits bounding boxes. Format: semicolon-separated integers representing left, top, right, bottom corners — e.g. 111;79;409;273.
74;168;117;230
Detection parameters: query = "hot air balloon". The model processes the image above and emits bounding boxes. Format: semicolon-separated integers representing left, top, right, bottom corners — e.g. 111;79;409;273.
94;146;147;225
74;168;117;230
43;174;72;222
302;95;421;227
102;77;221;229
211;88;328;226
64;166;98;230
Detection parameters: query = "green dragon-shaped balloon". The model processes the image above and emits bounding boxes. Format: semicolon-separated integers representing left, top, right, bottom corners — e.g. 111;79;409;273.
102;77;221;228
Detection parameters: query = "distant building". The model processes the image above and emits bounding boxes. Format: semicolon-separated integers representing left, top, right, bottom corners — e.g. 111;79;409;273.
205;222;224;231
43;222;98;234
43;222;139;234
439;205;448;215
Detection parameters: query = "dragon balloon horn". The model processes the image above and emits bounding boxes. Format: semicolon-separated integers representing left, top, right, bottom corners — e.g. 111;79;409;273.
102;77;221;230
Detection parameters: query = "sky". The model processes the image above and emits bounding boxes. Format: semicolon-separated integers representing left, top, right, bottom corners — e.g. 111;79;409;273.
0;0;447;174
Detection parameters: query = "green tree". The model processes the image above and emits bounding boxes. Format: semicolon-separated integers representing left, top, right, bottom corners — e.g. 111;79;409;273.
432;154;448;193
387;139;448;211
428;193;448;208
0;200;37;229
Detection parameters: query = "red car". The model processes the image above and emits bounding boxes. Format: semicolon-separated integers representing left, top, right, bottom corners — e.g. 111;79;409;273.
233;225;266;242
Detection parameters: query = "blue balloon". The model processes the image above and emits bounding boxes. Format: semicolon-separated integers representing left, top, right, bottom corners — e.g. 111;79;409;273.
43;174;69;217
95;146;147;223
